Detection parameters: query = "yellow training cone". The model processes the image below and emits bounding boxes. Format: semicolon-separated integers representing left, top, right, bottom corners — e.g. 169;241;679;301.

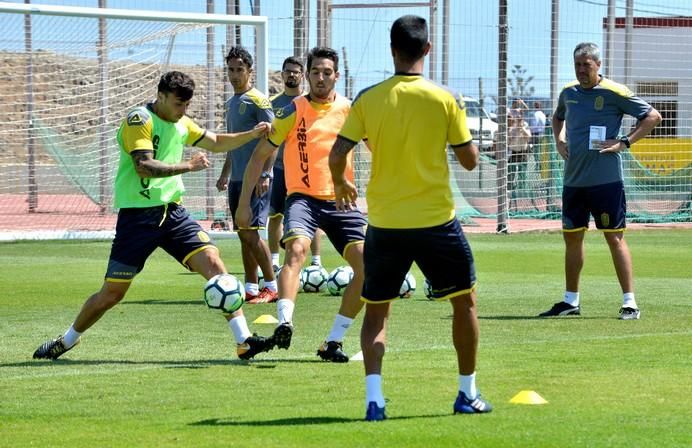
253;314;279;324
510;390;548;405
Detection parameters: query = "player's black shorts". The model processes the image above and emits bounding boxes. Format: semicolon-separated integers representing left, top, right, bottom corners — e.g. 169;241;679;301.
562;181;626;231
269;167;287;217
106;203;216;282
282;193;366;256
362;218;476;303
228;180;270;231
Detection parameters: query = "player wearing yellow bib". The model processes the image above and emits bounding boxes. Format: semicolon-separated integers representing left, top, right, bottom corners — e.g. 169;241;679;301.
33;71;275;362
330;16;492;420
236;47;367;363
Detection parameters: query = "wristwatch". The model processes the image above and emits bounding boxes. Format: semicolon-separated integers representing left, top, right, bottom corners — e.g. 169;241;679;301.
619;136;631;148
260;171;273;180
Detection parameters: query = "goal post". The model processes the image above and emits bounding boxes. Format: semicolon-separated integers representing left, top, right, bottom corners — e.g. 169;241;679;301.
0;2;268;240
0;2;268;93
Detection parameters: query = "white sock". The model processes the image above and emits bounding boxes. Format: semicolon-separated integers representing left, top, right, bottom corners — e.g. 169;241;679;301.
311;255;321;266
271;253;280;266
564;291;580;307
63;325;82;348
623;292;637;309
460;372;478;399
245;282;259;296
366;374;385;408
264;280;278;293
326;314;353;342
228;316;252;344
277;298;295;325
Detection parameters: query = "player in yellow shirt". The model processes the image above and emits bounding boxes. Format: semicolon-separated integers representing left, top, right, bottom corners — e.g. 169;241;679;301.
236;47;367;363
33;71;274;362
330;16;492;420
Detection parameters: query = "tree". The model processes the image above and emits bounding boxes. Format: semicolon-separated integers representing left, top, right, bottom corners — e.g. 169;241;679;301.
509;64;534;98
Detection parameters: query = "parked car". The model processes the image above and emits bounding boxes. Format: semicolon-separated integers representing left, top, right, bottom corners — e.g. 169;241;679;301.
462;97;497;151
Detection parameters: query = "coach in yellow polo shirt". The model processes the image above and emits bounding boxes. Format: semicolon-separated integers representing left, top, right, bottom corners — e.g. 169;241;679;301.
236;47;367;364
329;15;493;421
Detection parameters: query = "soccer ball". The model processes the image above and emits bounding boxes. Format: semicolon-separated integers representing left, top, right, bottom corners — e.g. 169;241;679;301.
423;278;435;300
300;265;329;293
256;266;264;288
399;272;417;298
326;265;354;296
204;273;245;313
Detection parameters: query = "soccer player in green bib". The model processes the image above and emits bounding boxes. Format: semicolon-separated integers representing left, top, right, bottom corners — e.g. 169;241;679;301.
33;71;274;361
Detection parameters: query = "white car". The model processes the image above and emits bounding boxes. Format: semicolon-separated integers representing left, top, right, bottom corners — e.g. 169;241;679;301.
462;97;497;151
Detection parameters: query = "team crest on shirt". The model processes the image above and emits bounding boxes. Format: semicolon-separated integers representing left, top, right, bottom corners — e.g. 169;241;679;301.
275;106;285;118
197;231;211;243
127;109;149;126
257;98;271;109
239;102;247;115
594;96;604;111
600;212;610;227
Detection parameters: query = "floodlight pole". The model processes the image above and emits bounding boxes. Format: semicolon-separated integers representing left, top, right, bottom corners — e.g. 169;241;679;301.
98;0;108;214
24;0;37;213
496;0;509;233
441;0;450;85
206;0;216;221
624;0;633;86
294;0;308;59
605;0;615;78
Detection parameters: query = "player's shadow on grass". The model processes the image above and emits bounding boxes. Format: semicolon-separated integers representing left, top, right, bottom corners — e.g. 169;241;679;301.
478;315;609;320
1;359;281;369
177;270;245;277
440;314;543;320
441;315;606;320
121;299;202;306
190;414;440;426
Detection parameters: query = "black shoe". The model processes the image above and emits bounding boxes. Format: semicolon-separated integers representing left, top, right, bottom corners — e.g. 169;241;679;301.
273;323;293;350
237;333;274;360
538;301;581;317
619;307;641;320
316;340;349;363
33;335;79;360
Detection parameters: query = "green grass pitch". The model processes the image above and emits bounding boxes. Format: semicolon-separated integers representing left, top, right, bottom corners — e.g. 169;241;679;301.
1;230;690;447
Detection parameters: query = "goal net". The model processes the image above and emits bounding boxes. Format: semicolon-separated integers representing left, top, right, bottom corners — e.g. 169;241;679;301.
0;3;267;239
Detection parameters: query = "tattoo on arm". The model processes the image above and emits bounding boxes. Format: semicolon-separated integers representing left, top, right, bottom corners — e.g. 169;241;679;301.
131;151;189;178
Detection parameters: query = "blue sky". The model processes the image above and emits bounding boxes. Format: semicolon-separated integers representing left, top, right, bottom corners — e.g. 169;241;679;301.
3;0;692;104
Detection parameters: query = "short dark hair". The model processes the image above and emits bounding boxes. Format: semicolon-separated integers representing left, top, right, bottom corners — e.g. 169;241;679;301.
282;56;304;72
157;71;195;101
225;46;253;69
390;15;428;63
307;47;339;72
